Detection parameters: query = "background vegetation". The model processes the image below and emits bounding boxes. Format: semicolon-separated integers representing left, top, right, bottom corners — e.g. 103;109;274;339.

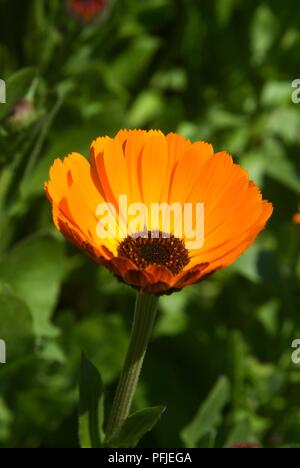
0;0;300;448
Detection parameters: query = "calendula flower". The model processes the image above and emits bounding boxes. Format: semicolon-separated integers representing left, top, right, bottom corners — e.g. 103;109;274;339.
46;129;273;439
45;130;273;296
67;0;109;23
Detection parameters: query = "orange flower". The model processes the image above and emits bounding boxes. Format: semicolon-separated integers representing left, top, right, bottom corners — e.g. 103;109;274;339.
45;130;273;295
293;206;300;224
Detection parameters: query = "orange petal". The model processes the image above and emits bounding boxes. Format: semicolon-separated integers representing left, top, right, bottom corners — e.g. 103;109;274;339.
139;134;170;231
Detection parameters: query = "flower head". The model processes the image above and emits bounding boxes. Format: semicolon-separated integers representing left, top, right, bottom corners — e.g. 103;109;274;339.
67;0;109;23
293;206;300;224
45;130;273;295
8;98;36;130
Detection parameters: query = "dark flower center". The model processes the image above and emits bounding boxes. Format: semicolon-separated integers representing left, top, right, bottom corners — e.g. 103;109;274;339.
118;231;190;275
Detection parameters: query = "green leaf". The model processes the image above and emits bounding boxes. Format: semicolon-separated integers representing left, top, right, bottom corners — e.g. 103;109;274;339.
239;152;267;187
267;150;300;194
261;81;293;107
106;406;166;448
0;68;36;120
256;300;280;338
225;414;258;448
229;331;246;411
127;89;164;127
181;376;231;448
76;314;129;384
0;292;34;361
156;292;189;337
111;36;160;88
232;244;280;288
280;444;300;448
266;108;300;145
79;353;104;449
251;5;279;65
215;0;239;26
0;397;13;441
0;234;66;338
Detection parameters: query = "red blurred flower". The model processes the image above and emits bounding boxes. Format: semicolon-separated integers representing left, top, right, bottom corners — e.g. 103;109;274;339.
230;442;260;448
67;0;109;23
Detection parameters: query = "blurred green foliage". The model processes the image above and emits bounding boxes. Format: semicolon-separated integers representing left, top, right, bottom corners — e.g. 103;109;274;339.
0;0;300;448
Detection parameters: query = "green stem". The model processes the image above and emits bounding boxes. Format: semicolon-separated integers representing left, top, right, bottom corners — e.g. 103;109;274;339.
106;292;159;437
